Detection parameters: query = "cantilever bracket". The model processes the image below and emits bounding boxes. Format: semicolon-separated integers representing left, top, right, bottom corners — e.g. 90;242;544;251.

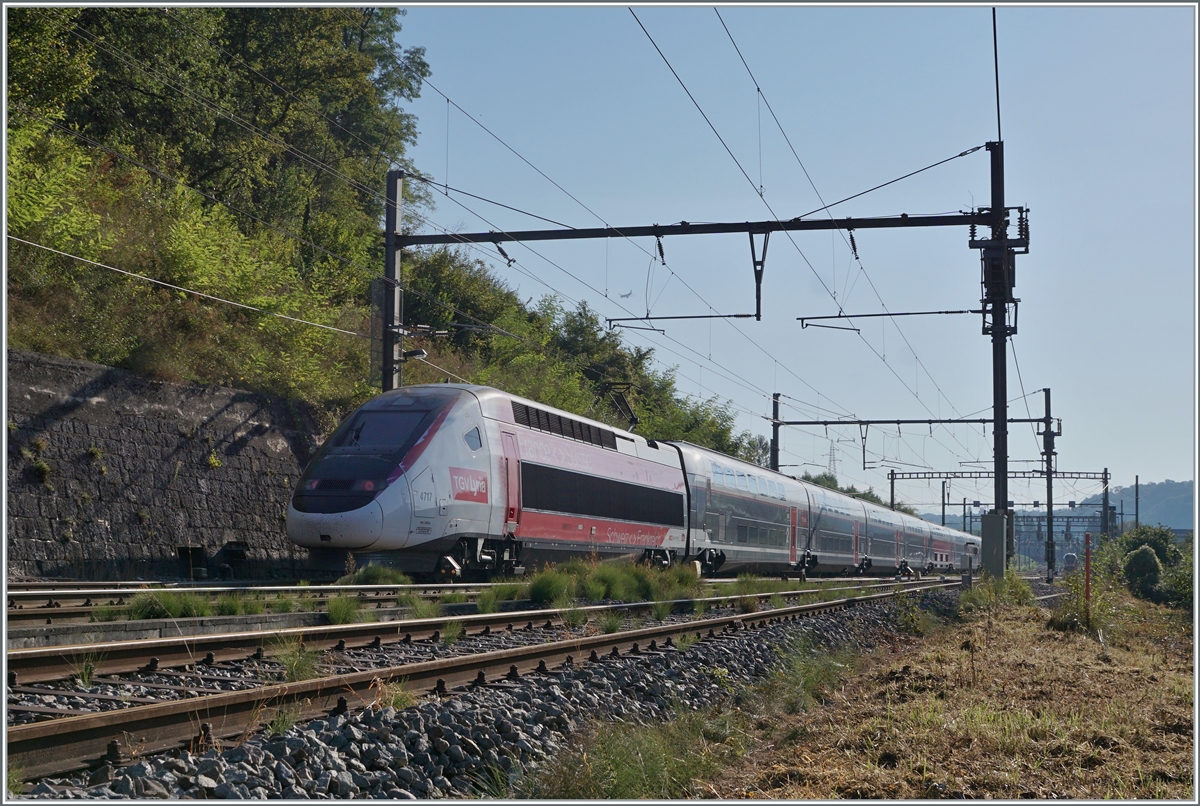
749;232;769;321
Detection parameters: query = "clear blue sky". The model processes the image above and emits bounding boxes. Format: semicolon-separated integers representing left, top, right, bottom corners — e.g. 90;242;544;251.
393;4;1196;515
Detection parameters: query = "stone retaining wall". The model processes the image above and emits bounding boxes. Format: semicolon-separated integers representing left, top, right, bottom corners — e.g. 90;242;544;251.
6;350;325;580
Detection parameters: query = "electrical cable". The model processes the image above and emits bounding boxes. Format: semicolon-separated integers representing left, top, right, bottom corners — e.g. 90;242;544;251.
715;9;982;457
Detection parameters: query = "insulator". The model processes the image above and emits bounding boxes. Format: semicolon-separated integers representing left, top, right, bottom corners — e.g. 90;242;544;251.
848;231;859;260
656;236;665;264
969;223;977;240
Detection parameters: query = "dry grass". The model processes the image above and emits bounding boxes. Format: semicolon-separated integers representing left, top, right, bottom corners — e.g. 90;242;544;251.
704;592;1193;799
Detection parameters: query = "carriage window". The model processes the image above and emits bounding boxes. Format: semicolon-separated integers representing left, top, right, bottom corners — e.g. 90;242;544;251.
711;462;723;486
767;480;777;498
737;473;748;491
747;475;757;494
463;426;483;452
725;468;736;488
737;524;748;543
778;483;786;501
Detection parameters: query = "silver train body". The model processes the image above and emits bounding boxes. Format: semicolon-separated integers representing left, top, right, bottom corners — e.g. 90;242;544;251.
287;385;980;578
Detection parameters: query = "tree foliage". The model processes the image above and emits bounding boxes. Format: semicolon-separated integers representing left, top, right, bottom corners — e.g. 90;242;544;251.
7;7;769;459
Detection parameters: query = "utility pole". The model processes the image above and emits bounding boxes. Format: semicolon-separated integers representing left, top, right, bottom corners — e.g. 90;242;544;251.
941;480;947;526
382;170;404;391
1040;387;1060;581
1135;475;1139;528
889;469;895;511
973;140;1022;579
1102;468;1110;537
770;393;780;472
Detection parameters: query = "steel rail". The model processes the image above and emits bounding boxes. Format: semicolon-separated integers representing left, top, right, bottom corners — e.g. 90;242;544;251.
6;581;960;779
6;578;942;683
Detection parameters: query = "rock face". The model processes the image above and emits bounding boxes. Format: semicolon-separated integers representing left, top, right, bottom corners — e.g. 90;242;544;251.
6;349;323;580
19;592;960;800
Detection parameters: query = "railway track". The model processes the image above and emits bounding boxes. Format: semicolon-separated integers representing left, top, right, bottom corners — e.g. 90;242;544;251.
6;579;960;780
5;574;921;626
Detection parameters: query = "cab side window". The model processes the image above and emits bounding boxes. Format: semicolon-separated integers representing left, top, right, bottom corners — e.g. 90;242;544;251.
463;426;483;452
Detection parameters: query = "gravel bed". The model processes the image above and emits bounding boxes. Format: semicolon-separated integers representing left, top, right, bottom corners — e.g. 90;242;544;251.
6;606;712;727
19;589;959;799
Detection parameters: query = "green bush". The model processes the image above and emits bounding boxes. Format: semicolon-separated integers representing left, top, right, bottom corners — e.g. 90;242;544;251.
1158;550;1193;610
1117;524;1183;568
1123;545;1163;600
1046;569;1120;637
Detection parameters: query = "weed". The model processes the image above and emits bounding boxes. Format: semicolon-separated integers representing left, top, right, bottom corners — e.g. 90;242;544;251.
408;598;444;620
492;580;529;601
554;592;587;628
32;459;51;484
89;604;120;623
675;631;700;651
7;762;24;798
769;593;786;610
326;595;361;624
527;708;730;798
475;589;499;614
87;445;103;461
440;591;468;605
271;636;320;682
1046;570;1120;638
692;599;709;617
736;594;759;614
216;593;243;616
19;447;34;461
206;450;223;468
30;437;47;454
529;569;575;603
442;620;465;644
371;677;416;710
136;508;149;524
241;597;265;615
267;596;294;614
128;592;170;620
651;598;674;621
69;653;103;687
6;419;15;433
266;704;301;736
335;562;412;586
598;611;624;633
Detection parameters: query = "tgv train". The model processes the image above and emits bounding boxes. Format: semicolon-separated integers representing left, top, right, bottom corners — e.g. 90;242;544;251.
287;385;980;579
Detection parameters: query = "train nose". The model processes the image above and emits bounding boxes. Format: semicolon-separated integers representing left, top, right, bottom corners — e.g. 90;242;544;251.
287;498;385;550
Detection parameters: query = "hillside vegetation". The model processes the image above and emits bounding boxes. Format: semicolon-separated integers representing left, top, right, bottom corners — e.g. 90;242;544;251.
6;6;768;460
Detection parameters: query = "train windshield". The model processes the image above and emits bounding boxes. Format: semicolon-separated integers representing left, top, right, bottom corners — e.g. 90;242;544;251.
328;411;429;452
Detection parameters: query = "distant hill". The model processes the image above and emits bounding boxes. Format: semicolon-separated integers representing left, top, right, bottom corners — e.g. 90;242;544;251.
1078;479;1194;530
918;479;1194;532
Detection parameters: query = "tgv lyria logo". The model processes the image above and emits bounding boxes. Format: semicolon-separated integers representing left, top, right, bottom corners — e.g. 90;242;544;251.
449;467;488;503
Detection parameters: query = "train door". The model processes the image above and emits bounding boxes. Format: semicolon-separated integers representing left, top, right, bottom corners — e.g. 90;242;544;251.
500;432;521;535
853;521;860;566
894;529;902;566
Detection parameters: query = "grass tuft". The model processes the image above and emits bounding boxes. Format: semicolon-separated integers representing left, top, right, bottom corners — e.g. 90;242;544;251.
270;636;320;682
326;595;362;624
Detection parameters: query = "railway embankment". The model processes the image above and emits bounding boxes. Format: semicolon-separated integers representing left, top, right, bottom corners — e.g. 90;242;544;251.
6;349;322;580
11;588;957;799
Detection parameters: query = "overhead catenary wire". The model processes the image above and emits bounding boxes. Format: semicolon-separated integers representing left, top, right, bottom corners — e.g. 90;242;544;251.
714;9;983;454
